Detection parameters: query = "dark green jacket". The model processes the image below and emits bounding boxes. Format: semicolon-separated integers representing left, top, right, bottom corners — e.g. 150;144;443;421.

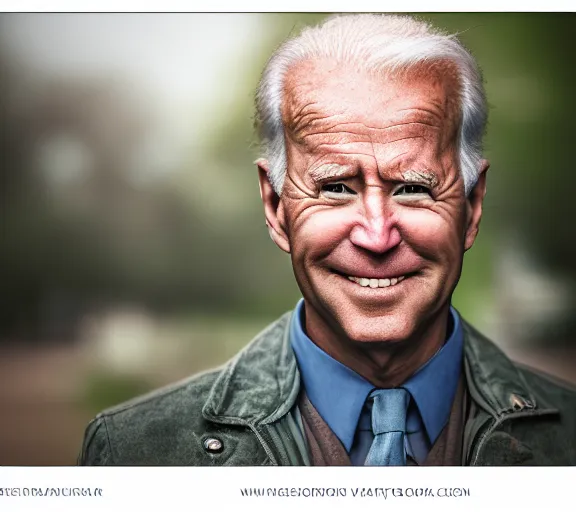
79;312;576;466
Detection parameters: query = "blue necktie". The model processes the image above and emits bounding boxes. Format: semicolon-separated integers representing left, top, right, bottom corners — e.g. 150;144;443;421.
364;388;409;466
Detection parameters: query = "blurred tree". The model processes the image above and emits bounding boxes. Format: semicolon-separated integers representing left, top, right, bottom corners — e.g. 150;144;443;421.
0;55;243;341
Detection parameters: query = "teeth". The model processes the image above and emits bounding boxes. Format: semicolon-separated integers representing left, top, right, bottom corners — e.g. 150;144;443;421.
348;276;407;288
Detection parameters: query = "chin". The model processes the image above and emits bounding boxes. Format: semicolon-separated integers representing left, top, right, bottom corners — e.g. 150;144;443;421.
338;311;418;345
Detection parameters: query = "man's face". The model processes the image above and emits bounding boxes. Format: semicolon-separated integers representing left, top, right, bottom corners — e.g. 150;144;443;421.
259;59;487;348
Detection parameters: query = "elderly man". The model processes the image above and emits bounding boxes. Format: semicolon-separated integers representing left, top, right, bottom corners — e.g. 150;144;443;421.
79;14;576;466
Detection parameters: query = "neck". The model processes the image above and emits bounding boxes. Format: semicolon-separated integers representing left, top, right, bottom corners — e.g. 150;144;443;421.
304;306;451;388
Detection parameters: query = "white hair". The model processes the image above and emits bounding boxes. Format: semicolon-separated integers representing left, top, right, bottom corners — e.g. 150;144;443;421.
255;14;488;196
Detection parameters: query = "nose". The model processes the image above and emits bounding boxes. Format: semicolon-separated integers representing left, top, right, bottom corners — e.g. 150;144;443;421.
349;189;401;254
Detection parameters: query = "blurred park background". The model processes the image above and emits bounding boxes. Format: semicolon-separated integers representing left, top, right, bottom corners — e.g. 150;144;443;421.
0;13;575;465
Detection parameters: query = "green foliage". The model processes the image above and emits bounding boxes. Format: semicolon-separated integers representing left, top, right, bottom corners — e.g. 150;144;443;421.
82;372;153;413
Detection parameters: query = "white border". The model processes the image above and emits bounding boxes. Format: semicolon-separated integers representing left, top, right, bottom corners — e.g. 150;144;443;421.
1;466;575;512
0;1;574;13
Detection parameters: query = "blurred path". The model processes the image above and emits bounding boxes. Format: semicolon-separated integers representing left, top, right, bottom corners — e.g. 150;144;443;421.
0;343;93;466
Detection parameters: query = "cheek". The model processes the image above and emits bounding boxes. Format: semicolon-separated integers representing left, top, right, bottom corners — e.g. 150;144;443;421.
397;208;464;258
291;207;354;259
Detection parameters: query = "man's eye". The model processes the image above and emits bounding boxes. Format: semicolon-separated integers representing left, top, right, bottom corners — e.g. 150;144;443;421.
322;183;356;195
394;184;431;196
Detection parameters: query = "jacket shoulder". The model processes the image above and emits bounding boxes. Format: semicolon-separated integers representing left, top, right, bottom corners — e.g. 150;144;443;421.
79;313;294;466
79;368;265;466
463;318;576;464
510;364;576;463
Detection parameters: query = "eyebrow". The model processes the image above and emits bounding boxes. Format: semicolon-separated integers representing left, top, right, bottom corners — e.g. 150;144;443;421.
401;169;439;188
308;163;355;182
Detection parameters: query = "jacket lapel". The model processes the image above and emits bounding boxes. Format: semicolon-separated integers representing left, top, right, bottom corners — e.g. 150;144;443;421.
202;312;298;426
202;312;307;465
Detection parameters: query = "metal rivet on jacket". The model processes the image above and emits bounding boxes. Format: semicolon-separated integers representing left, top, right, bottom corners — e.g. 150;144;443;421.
510;393;533;411
203;437;223;453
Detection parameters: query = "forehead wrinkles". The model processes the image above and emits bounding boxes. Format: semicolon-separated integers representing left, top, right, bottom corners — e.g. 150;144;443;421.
281;59;369;143
393;61;462;129
282;79;328;144
282;59;462;149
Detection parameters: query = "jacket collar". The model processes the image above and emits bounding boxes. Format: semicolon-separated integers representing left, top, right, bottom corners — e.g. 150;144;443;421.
202;313;299;426
203;311;558;426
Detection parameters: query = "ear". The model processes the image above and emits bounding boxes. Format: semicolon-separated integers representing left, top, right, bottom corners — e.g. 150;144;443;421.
256;159;291;253
464;159;489;251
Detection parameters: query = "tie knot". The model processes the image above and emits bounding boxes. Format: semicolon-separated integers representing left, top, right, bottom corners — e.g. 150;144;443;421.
369;388;409;435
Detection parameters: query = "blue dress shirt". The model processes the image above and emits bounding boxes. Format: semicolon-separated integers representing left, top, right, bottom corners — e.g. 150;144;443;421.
290;299;464;465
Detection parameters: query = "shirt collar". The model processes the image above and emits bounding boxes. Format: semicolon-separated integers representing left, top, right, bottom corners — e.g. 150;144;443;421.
290;299;464;451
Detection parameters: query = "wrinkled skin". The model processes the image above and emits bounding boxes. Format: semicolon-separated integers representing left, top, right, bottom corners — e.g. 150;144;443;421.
258;59;488;387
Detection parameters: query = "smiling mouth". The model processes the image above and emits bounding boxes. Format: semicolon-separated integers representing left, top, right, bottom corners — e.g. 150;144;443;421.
346;275;406;288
